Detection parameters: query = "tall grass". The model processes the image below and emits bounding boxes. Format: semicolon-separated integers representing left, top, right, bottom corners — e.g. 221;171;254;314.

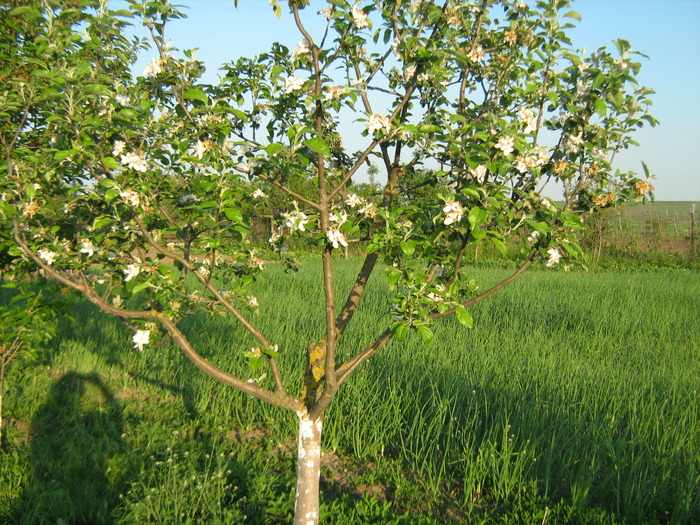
1;260;698;523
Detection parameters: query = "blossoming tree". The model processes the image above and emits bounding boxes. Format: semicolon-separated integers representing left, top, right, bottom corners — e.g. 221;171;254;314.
1;0;656;522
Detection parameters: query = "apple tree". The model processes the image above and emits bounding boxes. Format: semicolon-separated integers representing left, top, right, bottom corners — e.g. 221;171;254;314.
1;0;656;522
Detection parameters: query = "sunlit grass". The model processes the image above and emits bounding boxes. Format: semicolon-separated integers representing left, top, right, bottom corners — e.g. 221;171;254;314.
1;260;698;523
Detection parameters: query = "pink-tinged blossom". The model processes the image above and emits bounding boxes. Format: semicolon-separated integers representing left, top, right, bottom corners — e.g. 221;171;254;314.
352;4;369;28
367;113;391;134
285;75;304;93
443;200;464;225
326;228;348;249
546;247;562;267
132;329;150;351
120;190;140;207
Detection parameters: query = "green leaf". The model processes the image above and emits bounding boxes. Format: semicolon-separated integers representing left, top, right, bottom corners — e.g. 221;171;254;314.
562;10;581;21
391;321;410;342
594;98;607;117
102;156;120;170
491;237;508;257
54;148;79;161
223;207;243;222
304;137;331;156
455;306;474;328
416;325;434;344
183;88;209;104
400;240;416;256
266;143;285;155
468;206;488;229
132;282;151;295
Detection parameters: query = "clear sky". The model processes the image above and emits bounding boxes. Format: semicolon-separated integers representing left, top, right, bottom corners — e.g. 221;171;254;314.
116;0;700;201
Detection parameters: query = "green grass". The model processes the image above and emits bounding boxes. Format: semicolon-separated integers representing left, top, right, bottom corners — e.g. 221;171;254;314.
1;260;699;523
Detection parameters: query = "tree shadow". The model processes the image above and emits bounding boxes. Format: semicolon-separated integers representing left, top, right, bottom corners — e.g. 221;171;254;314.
12;371;126;524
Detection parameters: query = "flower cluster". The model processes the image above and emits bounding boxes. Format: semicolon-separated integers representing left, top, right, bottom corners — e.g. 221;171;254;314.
120;190;140;207
494;136;515;156
518;107;538;134
469;164;487;184
593;192;615;206
367;113;391;134
442;200;464;225
634;181;655;195
120;151;148;172
467;46;485;62
285;76;304;93
133;329;150;351
546;247;562;267
282;209;309;232
143;57;165;78
514;147;549;174
352;4;369;29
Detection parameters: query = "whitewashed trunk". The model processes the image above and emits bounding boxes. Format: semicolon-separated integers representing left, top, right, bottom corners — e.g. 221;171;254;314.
293;412;323;525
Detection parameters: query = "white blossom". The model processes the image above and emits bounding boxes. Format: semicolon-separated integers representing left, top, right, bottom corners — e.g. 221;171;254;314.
252;189;267;199
518;107;538;134
565;132;584;153
443;200;464;225
345;193;363;207
283;210;309;232
193;140;209;159
133;329;150;351
247;295;259;308
359;202;376;218
120;151;148;172
143;57;164;77
79;240;96;257
37;248;56;265
469;164;487;184
527;230;540;243
115;94;129;106
467;46;485;62
112;140;126;156
123;263;140;282
291;40;310;60
326;228;348;249
546;247;562;267
285;75;305;93
495;136;515;156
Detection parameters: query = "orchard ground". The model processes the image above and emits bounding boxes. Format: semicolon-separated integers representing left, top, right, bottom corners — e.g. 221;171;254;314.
1;256;698;524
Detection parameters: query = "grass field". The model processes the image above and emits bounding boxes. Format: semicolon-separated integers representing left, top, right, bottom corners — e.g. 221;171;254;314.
1;259;699;524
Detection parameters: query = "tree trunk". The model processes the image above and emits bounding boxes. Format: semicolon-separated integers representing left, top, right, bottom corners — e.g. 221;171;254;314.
293;412;323;525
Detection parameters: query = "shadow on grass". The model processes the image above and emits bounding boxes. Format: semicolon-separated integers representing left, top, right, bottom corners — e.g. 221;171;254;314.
12;371;125;524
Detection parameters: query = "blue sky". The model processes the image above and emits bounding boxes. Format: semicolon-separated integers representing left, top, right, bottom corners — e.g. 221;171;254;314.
116;0;699;201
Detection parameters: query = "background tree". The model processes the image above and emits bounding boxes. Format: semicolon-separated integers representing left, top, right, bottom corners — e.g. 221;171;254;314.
1;0;656;523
